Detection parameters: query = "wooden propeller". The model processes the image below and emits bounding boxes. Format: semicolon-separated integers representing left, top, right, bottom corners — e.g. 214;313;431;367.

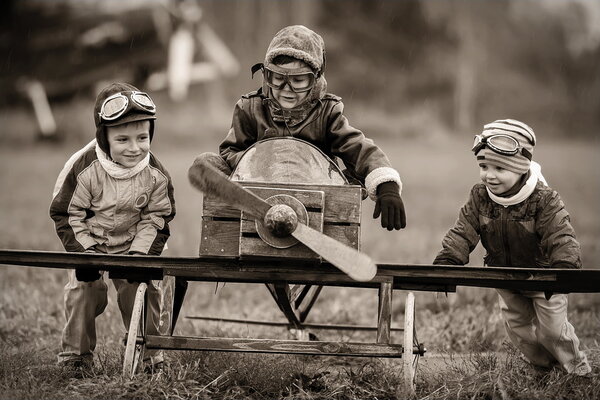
188;160;377;281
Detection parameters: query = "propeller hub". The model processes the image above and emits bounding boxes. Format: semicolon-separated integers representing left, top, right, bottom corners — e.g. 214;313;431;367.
264;204;298;237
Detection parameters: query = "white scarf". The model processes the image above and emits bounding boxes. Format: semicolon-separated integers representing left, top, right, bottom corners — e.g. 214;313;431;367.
487;161;547;207
95;142;150;179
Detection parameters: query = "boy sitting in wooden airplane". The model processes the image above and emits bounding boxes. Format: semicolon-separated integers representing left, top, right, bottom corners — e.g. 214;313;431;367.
191;24;406;231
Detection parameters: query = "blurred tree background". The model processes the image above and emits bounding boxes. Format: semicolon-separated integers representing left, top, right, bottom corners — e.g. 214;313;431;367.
1;0;599;141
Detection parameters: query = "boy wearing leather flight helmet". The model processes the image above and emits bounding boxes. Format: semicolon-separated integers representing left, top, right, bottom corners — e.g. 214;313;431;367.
433;119;591;376
50;83;175;375
193;25;406;231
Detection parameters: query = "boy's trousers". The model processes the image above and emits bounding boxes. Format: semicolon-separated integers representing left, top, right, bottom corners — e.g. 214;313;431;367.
496;289;590;374
58;269;162;366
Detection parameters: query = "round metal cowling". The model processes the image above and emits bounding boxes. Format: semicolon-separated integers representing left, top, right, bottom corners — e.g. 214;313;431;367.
255;194;308;249
264;204;298;237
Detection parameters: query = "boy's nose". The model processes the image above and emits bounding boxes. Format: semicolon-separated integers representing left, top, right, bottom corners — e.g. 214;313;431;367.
281;82;294;92
128;141;140;152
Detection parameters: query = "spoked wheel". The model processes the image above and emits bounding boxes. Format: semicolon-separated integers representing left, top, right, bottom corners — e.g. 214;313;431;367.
403;291;421;395
122;282;147;378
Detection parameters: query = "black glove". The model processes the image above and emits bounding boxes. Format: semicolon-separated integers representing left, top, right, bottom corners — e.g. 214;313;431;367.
127;251;149;284
76;247;101;282
373;181;406;230
76;268;101;282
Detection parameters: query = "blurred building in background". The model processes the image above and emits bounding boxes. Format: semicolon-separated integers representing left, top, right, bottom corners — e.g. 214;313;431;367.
1;0;599;140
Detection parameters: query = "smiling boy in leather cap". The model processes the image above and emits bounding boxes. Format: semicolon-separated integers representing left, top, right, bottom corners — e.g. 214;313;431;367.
50;82;175;375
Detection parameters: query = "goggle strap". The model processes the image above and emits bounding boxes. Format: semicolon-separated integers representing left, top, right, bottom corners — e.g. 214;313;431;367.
251;63;263;78
476;147;533;161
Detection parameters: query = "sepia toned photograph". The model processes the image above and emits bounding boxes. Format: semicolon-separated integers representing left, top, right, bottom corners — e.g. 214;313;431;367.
1;0;599;398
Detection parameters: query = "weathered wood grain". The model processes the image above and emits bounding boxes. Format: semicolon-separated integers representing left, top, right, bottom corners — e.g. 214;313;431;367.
201;184;360;257
201;220;359;258
243;186;325;210
145;335;409;357
199;220;239;257
1;250;599;292
295;285;323;322
270;283;302;328
289;284;309;305
377;281;393;344
188;162;271;220
403;292;416;395
202;183;362;223
184;315;405;332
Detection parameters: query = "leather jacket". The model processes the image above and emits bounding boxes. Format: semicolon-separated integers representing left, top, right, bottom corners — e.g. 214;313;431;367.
219;89;394;185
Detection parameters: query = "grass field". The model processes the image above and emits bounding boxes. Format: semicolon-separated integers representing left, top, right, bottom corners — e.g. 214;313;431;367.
1;102;599;398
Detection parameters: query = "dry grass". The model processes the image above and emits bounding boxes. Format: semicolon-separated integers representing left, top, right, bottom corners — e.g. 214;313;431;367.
1;95;599;398
418;345;600;400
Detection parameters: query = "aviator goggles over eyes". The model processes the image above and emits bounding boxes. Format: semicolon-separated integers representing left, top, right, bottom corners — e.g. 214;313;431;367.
98;91;156;122
262;64;318;93
472;134;532;160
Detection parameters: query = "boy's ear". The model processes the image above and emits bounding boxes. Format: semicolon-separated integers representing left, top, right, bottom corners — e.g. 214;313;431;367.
251;63;263;78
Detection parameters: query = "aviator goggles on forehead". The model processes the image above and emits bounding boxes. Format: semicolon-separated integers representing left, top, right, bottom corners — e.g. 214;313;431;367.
472;134;532;160
98;91;156;122
260;63;319;93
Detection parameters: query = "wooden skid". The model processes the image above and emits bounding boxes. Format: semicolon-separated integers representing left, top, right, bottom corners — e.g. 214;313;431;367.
145;335;409;358
2;250;600;293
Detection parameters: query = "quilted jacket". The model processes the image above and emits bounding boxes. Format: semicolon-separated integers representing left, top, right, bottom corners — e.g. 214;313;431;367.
433;181;581;268
50;146;175;255
219;89;397;197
